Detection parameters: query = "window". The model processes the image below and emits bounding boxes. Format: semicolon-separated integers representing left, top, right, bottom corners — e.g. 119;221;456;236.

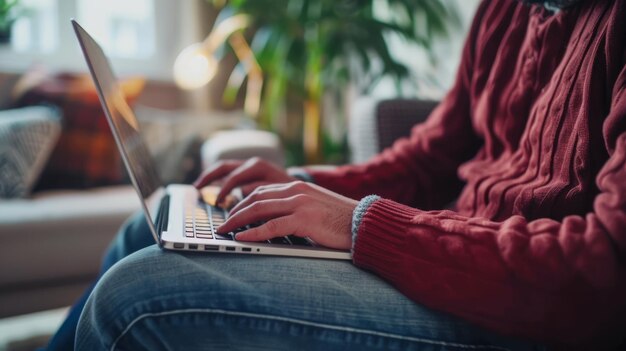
371;0;480;99
12;0;58;53
0;0;187;81
75;0;155;59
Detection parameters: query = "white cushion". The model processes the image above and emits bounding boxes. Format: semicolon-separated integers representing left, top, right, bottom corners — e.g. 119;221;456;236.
201;130;285;169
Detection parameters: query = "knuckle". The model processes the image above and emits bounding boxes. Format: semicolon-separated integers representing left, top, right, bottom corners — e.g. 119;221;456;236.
248;186;263;201
257;184;274;194
291;193;309;204
264;219;280;233
247;187;261;200
248;201;263;215
247;189;264;203
256;184;271;192
289;180;307;191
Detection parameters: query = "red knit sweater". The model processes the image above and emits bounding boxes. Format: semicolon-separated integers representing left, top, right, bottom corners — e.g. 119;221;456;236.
308;0;626;347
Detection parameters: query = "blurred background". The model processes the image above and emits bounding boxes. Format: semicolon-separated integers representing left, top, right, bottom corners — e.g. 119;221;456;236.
0;0;479;349
0;0;480;164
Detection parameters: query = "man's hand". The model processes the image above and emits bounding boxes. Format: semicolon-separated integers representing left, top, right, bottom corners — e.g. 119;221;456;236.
217;181;358;250
193;157;297;206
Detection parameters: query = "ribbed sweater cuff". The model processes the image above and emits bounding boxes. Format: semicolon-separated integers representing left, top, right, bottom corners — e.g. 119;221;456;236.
351;198;419;280
351;195;381;255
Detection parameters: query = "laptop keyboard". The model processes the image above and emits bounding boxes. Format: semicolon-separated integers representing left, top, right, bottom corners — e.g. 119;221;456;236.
184;201;311;246
184;202;222;240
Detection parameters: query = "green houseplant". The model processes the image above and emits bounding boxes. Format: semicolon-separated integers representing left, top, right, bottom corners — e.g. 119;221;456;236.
211;0;458;164
0;0;20;44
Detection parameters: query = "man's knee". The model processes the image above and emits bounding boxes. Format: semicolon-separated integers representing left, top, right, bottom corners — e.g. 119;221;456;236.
89;245;174;310
104;211;156;265
76;246;175;347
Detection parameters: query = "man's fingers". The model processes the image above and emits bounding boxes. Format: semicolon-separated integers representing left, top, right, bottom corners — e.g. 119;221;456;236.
229;181;309;215
229;183;294;215
234;216;296;242
240;181;272;198
217;198;296;234
193;161;242;188
216;159;266;204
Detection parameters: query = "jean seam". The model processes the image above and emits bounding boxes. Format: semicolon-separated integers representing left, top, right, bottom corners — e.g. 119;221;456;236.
110;308;512;351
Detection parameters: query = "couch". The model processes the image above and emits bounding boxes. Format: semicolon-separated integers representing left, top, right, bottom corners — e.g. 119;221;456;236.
0;106;247;318
0;186;139;317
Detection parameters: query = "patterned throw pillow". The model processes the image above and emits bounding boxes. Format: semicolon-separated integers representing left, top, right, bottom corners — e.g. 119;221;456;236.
13;72;144;190
0;106;61;198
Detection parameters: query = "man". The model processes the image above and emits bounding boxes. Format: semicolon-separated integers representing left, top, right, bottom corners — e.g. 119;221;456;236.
47;0;626;349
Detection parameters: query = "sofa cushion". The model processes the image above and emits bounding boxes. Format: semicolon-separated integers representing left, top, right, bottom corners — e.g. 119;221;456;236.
0;106;61;198
0;186;140;288
0;185;140;317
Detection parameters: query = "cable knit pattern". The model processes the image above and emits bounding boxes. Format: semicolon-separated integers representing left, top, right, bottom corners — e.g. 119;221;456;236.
306;0;626;347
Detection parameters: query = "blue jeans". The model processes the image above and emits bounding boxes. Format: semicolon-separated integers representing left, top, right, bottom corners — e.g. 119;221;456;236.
61;212;544;350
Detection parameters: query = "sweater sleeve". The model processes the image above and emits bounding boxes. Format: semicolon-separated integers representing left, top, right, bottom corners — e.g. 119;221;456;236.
352;69;626;346
305;2;490;210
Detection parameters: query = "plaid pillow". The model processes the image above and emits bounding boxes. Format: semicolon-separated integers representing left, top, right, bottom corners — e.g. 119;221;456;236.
14;72;144;190
0;106;61;198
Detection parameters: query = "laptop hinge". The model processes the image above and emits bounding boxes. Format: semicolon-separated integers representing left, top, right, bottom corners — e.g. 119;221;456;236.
155;194;171;241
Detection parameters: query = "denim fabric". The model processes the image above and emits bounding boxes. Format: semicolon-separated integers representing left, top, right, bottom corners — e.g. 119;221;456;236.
73;212;545;351
45;212;155;351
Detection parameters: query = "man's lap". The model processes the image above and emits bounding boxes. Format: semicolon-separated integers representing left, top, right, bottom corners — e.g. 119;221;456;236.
75;213;543;350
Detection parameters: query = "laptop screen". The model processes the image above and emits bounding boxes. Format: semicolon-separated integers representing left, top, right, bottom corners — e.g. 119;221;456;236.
72;20;164;241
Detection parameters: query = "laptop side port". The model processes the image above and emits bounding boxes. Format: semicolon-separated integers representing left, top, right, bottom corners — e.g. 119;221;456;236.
242;247;252;252
188;244;198;250
204;245;219;251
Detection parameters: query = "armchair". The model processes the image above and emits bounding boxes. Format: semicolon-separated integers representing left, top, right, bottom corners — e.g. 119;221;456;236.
349;97;438;162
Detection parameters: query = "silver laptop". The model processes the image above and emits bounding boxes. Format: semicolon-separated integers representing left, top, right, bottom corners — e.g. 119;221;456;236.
72;19;350;260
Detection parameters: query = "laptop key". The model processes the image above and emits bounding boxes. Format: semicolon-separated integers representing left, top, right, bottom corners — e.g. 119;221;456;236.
214;233;234;240
269;237;291;245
